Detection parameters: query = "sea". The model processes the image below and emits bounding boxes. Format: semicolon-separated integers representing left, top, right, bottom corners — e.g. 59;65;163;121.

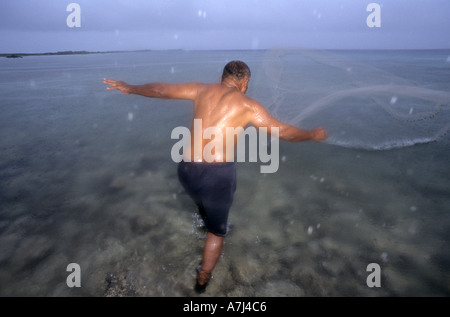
0;49;449;297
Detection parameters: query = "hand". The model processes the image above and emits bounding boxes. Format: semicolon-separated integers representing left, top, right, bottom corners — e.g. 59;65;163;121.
311;127;328;141
103;78;132;94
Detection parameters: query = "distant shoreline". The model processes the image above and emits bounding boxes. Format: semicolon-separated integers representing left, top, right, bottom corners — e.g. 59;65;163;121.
0;50;152;58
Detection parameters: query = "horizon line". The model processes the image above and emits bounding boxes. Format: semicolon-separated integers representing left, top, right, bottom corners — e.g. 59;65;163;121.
2;47;450;57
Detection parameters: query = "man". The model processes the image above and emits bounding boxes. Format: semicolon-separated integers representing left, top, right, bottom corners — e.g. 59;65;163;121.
103;60;327;293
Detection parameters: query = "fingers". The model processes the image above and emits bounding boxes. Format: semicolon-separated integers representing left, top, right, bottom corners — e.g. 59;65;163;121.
103;78;121;91
318;128;327;140
103;78;117;86
314;127;328;141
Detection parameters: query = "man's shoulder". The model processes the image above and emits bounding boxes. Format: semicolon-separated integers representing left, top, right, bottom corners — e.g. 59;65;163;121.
196;82;221;92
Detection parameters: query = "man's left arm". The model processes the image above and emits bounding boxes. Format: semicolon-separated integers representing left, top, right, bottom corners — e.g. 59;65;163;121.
244;97;328;142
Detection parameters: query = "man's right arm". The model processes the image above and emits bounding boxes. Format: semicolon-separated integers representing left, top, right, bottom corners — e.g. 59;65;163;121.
103;78;200;101
244;97;328;142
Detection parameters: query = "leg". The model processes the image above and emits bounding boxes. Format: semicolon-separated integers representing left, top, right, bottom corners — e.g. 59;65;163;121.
197;232;223;287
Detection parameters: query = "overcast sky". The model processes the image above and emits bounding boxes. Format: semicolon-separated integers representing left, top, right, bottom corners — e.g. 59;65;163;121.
0;0;449;53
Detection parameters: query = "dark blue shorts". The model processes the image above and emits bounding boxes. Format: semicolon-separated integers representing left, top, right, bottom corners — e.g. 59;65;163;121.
177;160;237;236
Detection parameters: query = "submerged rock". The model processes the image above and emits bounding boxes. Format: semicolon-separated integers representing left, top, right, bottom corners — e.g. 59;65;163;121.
230;254;265;286
255;280;305;297
10;235;55;272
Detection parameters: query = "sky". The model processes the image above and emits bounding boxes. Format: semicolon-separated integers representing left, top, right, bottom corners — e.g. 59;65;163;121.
0;0;449;53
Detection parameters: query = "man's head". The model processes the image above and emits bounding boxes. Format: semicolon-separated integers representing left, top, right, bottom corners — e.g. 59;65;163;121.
221;61;251;93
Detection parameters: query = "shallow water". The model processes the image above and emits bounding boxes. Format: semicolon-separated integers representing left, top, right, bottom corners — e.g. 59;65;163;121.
0;50;449;296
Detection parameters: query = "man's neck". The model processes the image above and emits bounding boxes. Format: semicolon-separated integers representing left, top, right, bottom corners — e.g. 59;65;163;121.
221;78;240;90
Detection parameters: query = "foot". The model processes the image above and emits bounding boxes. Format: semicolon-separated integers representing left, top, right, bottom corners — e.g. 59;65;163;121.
194;269;211;294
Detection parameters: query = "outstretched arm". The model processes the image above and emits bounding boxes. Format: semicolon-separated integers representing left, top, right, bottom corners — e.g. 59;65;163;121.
103;78;200;100
244;97;328;142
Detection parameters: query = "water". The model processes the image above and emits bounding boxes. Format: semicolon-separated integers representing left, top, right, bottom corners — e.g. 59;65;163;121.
0;50;449;296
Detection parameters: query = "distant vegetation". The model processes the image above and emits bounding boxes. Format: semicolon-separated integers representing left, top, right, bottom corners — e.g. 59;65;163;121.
0;50;152;58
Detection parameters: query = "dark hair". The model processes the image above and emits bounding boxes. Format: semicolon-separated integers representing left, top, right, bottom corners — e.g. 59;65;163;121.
222;60;251;81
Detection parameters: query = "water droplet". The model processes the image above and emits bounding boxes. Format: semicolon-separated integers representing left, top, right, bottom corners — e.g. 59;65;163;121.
390;96;398;104
307;226;313;235
128;112;134;121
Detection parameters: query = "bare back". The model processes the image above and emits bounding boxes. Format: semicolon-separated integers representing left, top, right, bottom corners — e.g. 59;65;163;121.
189;83;253;162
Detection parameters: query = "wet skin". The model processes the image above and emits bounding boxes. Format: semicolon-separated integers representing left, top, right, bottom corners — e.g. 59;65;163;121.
104;74;327;290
